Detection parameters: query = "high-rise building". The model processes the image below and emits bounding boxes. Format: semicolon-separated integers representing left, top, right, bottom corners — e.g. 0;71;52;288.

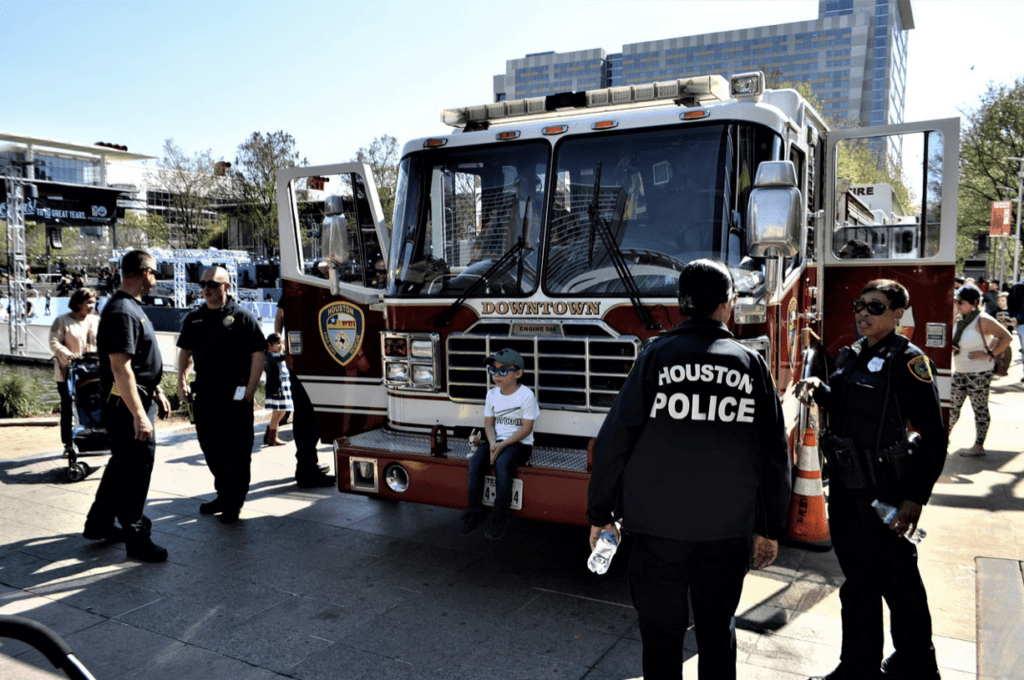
494;0;912;128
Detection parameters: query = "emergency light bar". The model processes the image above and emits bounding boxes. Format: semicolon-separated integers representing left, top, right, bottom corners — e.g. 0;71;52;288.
442;73;736;129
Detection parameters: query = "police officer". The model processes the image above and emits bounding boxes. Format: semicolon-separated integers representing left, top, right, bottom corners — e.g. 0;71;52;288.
588;259;791;680
83;250;171;563
177;266;266;523
799;280;947;680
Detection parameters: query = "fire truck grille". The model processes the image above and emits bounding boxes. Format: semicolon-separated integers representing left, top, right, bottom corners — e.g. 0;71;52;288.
446;332;641;411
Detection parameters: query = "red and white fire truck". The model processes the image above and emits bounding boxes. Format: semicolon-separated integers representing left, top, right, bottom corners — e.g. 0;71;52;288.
275;71;959;527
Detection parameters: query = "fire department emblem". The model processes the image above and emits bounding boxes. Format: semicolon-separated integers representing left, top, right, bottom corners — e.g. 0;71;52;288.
318;301;364;366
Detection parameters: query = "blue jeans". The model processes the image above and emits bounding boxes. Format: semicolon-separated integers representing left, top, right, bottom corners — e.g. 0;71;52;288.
467;441;531;517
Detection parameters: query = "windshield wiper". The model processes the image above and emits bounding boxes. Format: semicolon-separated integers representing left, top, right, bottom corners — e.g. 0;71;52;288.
434;195;534;327
587;164;660;330
433;236;529;327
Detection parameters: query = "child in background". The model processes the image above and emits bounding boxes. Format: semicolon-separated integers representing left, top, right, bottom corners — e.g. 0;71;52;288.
463;348;540;540
263;333;292;446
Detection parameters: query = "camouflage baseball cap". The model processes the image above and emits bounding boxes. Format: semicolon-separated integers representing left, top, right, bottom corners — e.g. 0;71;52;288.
484;347;524;370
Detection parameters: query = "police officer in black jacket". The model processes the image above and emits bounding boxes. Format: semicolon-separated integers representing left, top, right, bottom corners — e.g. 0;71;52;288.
177;267;266;524
588;259;791;680
83;250;171;562
799;279;947;680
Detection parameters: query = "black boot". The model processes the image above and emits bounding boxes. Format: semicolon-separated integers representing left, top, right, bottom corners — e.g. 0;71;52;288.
123;516;168;563
296;467;335;488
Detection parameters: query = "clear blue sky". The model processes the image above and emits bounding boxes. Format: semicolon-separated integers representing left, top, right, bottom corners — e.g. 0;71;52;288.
1;0;1021;166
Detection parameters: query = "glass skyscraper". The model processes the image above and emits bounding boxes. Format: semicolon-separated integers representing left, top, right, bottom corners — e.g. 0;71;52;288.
494;0;912;128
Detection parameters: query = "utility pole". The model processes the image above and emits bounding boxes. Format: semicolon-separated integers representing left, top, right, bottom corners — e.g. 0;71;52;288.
1009;157;1024;283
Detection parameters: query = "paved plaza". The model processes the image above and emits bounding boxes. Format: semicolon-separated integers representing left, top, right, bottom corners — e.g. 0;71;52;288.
2;369;1024;678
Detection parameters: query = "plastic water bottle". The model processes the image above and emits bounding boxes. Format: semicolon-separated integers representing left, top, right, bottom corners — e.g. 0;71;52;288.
871;499;926;544
587;530;618;574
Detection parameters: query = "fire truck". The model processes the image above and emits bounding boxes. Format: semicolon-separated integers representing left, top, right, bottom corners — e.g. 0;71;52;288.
275;71;959;527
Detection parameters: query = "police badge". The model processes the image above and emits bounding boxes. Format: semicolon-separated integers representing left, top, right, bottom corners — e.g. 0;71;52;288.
318;301;364;366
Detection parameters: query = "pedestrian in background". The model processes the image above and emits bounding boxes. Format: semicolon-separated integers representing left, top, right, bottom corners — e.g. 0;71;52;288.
83;250;170;563
177;267;266;523
588;259;790;680
263;333;292;446
798;279;947;680
274;306;336;487
49;287;99;455
949;284;1012;456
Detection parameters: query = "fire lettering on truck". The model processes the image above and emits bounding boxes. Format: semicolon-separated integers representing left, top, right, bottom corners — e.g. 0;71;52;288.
318;301;364;366
649;363;756;423
480;300;601;316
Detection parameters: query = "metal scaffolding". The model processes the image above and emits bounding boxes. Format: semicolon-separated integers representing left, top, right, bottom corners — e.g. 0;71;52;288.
4;173;30;356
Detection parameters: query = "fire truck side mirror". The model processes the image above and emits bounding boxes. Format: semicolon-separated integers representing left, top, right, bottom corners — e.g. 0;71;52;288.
746;161;802;260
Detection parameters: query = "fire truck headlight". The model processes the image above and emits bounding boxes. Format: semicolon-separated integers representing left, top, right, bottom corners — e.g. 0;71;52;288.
384;463;410;493
386;361;409;383
412;364;434;385
410;339;433;358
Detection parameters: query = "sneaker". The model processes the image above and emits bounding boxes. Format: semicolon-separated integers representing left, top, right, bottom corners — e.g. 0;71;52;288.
485;515;508;540
296;469;335;488
125;538;168;563
461;511;484;534
82;522;125;542
199;498;225;515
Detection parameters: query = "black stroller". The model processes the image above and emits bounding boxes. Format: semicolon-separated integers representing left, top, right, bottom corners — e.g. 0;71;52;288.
64;353;110;482
0;615;96;679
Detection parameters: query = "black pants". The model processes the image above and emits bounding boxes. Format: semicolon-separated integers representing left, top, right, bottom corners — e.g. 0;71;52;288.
829;481;937;672
57;381;73;447
86;398;156;542
289;374;321;475
195;397;255;512
629;533;749;680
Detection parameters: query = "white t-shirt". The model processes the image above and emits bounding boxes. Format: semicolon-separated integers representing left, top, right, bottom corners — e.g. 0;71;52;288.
485;384;540;445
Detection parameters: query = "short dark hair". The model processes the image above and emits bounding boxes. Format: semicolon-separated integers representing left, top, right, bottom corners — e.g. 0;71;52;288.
69;287;97;313
267;333;281;345
121;249;155;276
678;259;734;317
862;279;909;310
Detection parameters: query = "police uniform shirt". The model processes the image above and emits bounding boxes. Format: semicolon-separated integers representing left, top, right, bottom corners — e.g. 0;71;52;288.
818;331;947;505
177;298;266;400
98;290;163;396
588;318;791;542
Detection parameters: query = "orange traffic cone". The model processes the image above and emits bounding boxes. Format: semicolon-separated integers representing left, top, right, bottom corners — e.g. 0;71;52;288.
782;413;832;551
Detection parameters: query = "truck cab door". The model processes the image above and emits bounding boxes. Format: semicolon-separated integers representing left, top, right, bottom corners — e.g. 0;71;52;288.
822;118;959;409
276;163;390;442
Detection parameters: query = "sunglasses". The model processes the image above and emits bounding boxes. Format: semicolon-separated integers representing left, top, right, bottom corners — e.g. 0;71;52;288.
140;267;157;276
852;299;893;315
487;365;518;377
200;280;225;289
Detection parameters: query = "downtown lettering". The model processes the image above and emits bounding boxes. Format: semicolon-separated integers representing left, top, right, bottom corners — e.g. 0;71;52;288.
480;300;601;316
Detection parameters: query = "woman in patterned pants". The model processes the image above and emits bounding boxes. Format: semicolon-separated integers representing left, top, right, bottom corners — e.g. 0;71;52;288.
949;285;1012;456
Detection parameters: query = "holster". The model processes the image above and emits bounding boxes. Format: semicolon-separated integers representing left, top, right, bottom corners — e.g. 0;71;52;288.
877;431;919;483
821;433;873;489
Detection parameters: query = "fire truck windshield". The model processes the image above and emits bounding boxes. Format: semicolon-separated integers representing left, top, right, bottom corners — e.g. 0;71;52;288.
546;124;739;297
391;141;548;297
390;123;779;299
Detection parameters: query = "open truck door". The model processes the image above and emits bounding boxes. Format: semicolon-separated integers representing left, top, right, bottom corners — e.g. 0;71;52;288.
276;163;390;443
822;118;960;411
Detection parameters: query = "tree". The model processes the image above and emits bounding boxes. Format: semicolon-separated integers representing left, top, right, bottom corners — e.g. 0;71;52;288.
957;77;1024;275
118;211;170;250
151;139;226;248
353;134;400;228
232;131;306;255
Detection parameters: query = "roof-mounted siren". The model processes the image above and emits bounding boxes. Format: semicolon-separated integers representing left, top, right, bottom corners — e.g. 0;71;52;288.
730;71;766;102
746;160;802;300
321;194;349;295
